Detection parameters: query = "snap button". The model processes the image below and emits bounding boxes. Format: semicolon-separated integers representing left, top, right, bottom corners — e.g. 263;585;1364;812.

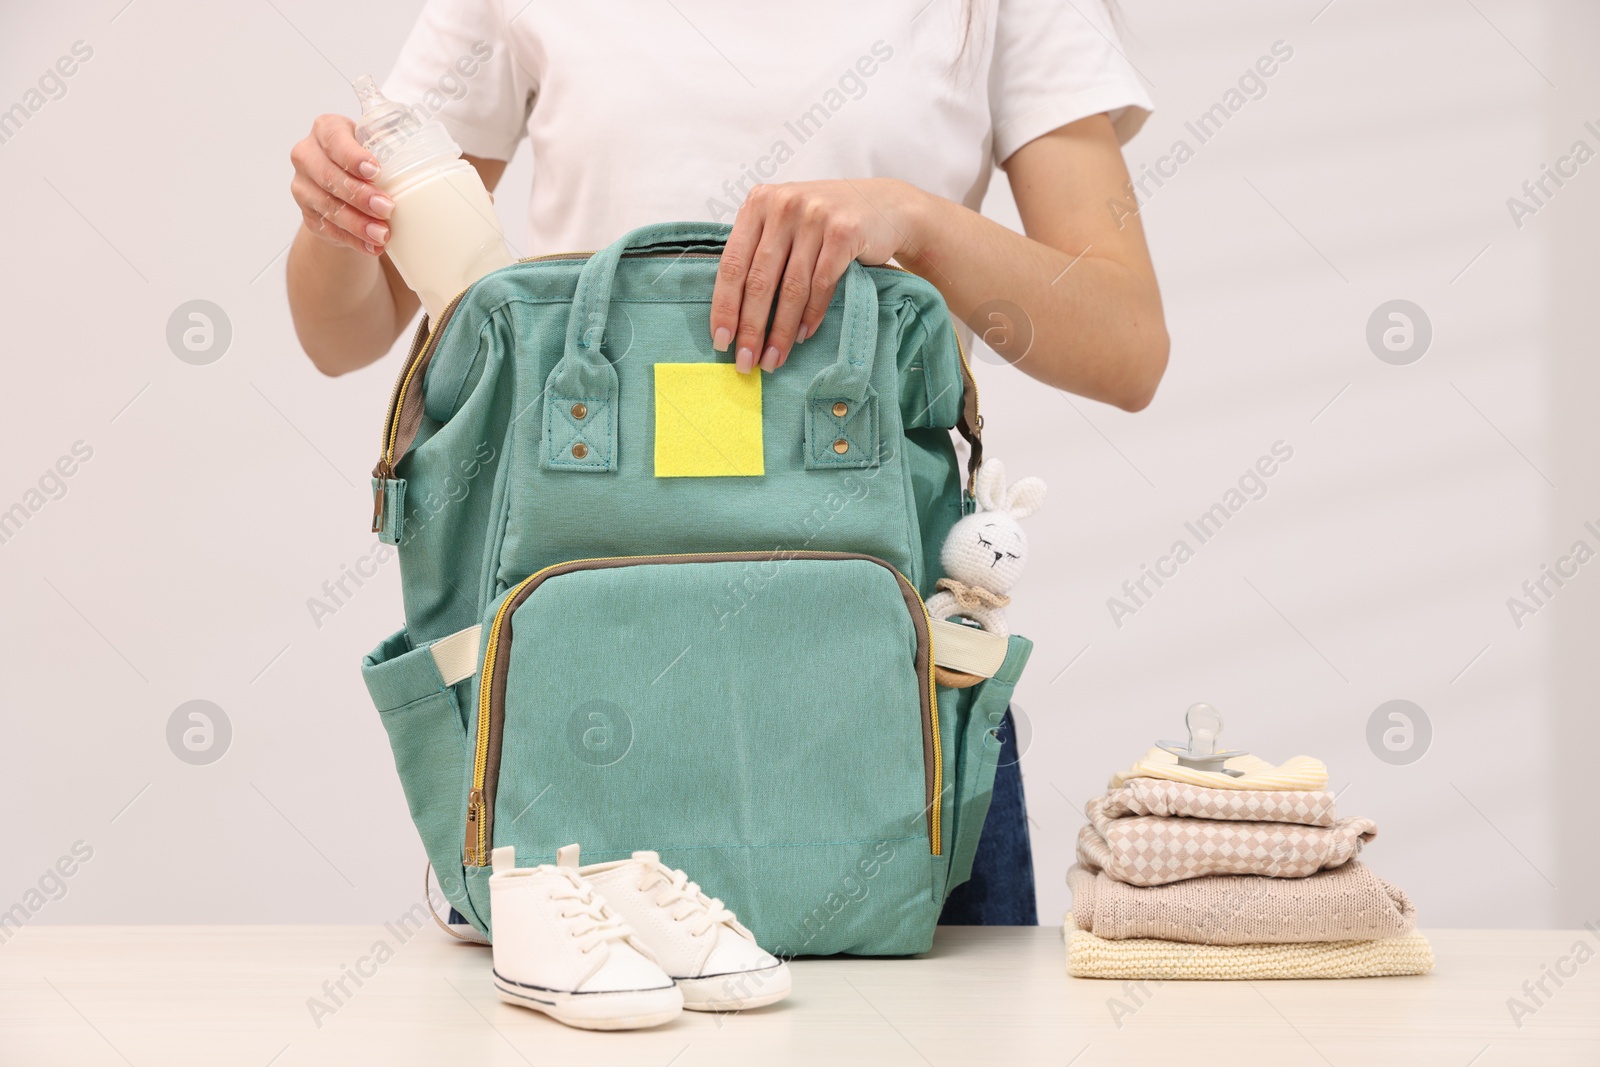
832;401;848;418
833;438;849;455
572;443;589;459
571;402;588;420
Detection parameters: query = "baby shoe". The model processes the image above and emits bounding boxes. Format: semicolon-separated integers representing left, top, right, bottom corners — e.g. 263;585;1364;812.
488;846;682;1030
557;844;791;1012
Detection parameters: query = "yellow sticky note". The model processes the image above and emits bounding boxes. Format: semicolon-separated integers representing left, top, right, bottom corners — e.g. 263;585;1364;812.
654;363;764;477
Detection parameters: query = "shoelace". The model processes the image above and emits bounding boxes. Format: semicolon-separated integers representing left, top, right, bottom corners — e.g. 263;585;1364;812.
636;861;743;938
548;868;634;953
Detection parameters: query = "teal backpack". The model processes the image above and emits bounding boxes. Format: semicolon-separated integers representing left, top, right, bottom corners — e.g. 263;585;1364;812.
360;222;1033;956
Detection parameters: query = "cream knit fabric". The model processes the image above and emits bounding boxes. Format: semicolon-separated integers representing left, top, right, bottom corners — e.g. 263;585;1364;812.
1100;778;1338;827
1109;748;1329;791
1068;862;1416;944
1064;921;1434;980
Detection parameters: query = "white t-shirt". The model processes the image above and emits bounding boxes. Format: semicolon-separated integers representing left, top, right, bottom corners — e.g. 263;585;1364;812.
384;1;1151;255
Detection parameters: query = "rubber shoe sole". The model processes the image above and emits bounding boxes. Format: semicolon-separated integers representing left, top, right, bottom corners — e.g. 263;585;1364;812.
678;964;792;1012
492;971;683;1031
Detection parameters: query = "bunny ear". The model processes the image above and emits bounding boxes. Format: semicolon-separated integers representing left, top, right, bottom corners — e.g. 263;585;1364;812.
973;459;1007;512
1005;476;1047;518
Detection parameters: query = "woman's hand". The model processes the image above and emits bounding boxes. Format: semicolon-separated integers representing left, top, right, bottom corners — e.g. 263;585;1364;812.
288;115;394;256
711;178;923;373
709;117;1168;408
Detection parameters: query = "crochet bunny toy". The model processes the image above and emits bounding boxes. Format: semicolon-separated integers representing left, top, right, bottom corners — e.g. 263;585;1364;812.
924;458;1047;638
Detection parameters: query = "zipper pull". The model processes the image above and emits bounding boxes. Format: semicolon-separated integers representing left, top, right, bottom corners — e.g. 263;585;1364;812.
464;788;484;866
371;461;391;534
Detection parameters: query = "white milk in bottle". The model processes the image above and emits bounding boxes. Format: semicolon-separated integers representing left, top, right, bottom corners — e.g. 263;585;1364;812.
352;75;514;320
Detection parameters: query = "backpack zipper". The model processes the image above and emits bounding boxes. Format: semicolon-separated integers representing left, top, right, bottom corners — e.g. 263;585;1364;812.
463;550;943;866
371;291;462;530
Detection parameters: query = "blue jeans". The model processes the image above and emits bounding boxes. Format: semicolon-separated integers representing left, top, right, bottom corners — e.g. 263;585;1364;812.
938;707;1039;925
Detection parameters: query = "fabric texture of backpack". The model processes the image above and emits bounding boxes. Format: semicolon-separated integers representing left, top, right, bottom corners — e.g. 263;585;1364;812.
359;221;1033;956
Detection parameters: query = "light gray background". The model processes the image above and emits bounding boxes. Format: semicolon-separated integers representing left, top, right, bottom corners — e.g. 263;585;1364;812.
1;0;1594;931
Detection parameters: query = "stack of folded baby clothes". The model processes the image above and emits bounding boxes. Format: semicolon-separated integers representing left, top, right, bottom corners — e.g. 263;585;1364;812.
1065;748;1433;979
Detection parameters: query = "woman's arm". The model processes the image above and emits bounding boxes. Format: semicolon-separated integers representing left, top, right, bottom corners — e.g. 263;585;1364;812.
284;112;506;376
708;113;1168;411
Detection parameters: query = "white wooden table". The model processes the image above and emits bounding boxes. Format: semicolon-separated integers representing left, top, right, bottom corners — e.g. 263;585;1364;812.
2;926;1596;1066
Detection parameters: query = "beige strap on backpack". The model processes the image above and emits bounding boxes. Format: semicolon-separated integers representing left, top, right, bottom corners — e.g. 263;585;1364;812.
427;616;1004;691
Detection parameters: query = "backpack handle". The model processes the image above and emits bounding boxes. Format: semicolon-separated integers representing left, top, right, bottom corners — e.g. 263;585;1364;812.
539;222;881;473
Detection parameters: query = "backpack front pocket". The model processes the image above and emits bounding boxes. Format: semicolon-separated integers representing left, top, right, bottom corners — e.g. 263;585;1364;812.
462;551;944;955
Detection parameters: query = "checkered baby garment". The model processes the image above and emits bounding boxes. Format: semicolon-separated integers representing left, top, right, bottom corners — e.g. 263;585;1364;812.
1076;795;1376;887
1099;778;1339;827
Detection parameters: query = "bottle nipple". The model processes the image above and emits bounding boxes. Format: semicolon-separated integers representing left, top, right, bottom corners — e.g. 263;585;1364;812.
352;75;422;165
351;74;460;184
352;74;386;115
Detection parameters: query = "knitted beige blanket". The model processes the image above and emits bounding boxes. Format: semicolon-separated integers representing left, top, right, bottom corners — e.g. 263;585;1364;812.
1068;862;1416;944
1077;800;1376;886
1064;921;1434;980
1100;778;1339;827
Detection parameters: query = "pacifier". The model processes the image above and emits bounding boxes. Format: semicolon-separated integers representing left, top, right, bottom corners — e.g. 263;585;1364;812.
1156;702;1248;775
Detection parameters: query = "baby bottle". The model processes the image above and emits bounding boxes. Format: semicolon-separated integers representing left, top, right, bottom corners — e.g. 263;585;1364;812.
352;75;515;320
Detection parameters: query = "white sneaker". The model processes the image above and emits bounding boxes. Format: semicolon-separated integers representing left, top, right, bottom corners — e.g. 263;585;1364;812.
488;846;682;1030
557;845;792;1012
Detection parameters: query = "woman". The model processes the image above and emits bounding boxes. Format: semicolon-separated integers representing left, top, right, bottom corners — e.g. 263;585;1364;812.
287;0;1168;927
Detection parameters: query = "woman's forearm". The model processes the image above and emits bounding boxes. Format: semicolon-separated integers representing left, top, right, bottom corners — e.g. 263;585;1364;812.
287;229;415;376
893;182;1168;411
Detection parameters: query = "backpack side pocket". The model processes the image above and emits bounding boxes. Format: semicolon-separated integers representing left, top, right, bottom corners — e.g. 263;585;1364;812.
941;634;1033;897
362;628;483;931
